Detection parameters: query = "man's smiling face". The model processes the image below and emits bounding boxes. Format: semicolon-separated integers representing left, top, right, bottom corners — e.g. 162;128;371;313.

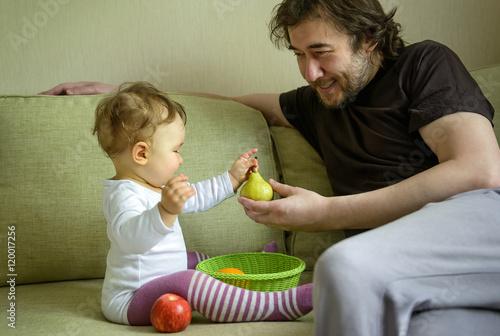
288;19;378;109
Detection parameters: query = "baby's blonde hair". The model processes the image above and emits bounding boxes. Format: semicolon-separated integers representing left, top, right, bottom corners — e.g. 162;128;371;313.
93;82;186;158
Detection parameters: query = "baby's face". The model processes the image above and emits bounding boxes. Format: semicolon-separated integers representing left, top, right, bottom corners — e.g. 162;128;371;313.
145;115;185;188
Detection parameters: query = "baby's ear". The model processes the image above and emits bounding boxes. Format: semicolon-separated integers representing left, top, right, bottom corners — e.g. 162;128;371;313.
132;141;149;165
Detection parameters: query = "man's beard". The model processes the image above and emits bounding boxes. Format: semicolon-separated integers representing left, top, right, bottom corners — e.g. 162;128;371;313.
311;49;375;109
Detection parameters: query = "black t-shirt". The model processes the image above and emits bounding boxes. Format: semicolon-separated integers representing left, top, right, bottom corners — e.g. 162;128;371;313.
280;40;494;196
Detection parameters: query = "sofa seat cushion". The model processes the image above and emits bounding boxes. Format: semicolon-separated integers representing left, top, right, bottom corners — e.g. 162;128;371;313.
0;280;314;335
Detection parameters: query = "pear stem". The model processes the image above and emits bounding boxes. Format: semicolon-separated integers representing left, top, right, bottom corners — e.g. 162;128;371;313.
253;156;258;173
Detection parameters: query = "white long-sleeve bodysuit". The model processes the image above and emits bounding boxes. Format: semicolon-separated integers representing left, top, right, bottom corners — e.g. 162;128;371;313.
100;172;234;324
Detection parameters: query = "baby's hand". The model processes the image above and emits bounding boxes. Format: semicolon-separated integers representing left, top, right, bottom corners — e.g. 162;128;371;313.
160;174;196;216
229;148;259;191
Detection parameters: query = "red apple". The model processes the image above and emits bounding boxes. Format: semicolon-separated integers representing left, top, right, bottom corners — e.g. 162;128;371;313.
150;293;191;333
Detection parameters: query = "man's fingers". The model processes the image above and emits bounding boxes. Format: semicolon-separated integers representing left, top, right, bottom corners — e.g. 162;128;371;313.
238;197;272;214
38;84;68;95
268;179;294;197
39;82;87;95
38;81;117;95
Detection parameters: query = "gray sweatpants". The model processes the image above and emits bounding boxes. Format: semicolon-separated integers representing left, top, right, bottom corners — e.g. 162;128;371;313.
313;188;500;336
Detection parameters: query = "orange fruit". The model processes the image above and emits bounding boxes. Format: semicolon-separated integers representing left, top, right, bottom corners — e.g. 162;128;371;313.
217;267;245;274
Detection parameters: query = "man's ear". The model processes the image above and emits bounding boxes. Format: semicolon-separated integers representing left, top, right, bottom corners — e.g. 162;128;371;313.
366;41;377;53
361;31;378;52
132;141;150;165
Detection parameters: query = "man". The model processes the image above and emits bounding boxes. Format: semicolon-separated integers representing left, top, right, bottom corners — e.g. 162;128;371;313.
42;0;500;335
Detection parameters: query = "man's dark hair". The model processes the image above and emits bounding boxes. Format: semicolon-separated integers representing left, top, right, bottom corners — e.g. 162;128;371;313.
269;0;405;62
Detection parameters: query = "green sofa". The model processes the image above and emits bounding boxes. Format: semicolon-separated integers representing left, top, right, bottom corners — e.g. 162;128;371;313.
1;65;499;335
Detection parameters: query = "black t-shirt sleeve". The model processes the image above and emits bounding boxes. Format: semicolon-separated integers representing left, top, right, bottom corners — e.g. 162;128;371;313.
405;41;494;132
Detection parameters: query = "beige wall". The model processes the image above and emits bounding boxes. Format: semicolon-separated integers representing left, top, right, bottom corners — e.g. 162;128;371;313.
1;0;499;96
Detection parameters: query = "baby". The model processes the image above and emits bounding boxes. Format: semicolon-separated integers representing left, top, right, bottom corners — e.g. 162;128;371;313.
93;82;312;326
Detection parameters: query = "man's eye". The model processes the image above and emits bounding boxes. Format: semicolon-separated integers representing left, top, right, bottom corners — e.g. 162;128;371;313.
316;51;332;56
294;52;305;58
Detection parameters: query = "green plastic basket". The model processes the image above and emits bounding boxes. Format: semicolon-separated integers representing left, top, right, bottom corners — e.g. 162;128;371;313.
195;252;305;292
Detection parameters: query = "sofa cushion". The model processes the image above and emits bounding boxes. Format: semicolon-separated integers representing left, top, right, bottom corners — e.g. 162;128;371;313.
0;94;284;285
470;64;500;143
270;126;345;275
0;280;314;334
0;95;113;285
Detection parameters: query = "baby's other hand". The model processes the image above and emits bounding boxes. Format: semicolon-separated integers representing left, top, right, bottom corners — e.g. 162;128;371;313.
160;174;196;215
229;148;258;191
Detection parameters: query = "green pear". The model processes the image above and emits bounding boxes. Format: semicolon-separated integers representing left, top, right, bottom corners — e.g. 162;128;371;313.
240;171;274;201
